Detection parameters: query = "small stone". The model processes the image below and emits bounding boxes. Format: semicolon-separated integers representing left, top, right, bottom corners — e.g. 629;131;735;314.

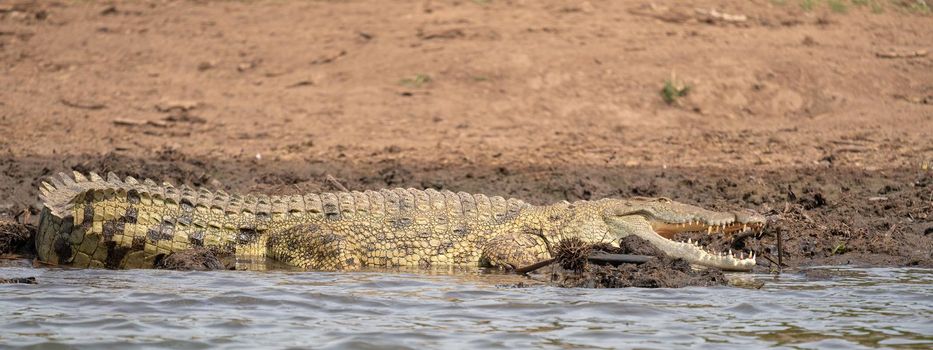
155;100;199;113
197;61;215;71
237;62;255;72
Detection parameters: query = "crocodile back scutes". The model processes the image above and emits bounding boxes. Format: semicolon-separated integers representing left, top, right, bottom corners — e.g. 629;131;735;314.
39;172;533;225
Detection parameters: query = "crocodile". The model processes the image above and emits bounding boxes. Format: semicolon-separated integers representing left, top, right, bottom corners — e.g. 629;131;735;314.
35;172;765;271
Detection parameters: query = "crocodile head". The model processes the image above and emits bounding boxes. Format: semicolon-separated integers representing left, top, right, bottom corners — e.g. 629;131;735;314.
601;197;766;271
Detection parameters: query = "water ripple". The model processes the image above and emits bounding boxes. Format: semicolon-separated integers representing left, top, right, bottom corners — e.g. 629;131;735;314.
0;267;930;349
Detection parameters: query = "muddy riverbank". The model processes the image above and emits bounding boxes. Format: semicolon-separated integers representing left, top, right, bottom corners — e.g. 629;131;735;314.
1;151;929;274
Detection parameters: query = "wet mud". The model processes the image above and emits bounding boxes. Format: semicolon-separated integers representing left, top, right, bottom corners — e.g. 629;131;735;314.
531;236;728;288
154;247;234;271
0;216;32;256
0;276;37;284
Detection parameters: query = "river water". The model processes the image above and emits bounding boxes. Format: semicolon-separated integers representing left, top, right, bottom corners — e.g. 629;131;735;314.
1;266;930;349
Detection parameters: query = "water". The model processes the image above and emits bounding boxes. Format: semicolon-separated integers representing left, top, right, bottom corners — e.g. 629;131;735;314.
1;266;931;349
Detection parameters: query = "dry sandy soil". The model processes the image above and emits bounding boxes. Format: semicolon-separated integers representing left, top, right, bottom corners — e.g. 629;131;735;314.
1;0;930;269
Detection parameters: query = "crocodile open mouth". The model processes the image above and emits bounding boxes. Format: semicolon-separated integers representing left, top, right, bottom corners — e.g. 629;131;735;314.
606;199;767;270
646;217;766;269
650;220;766;238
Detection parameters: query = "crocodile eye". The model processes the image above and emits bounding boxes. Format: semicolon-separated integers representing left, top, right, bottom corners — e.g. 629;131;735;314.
657;197;672;203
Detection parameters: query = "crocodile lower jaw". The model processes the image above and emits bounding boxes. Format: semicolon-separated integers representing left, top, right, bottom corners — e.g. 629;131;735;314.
650;220;764;271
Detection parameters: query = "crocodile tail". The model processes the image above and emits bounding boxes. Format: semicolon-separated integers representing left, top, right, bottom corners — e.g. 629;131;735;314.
37;172;106;264
36;171;240;268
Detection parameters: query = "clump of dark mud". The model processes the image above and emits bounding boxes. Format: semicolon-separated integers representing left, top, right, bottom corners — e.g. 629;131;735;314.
155;247;233;271
0;218;33;256
532;236;727;288
616;235;668;256
0;276;38;284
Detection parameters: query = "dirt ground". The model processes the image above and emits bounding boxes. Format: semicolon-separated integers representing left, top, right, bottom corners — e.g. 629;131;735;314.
1;0;930;270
